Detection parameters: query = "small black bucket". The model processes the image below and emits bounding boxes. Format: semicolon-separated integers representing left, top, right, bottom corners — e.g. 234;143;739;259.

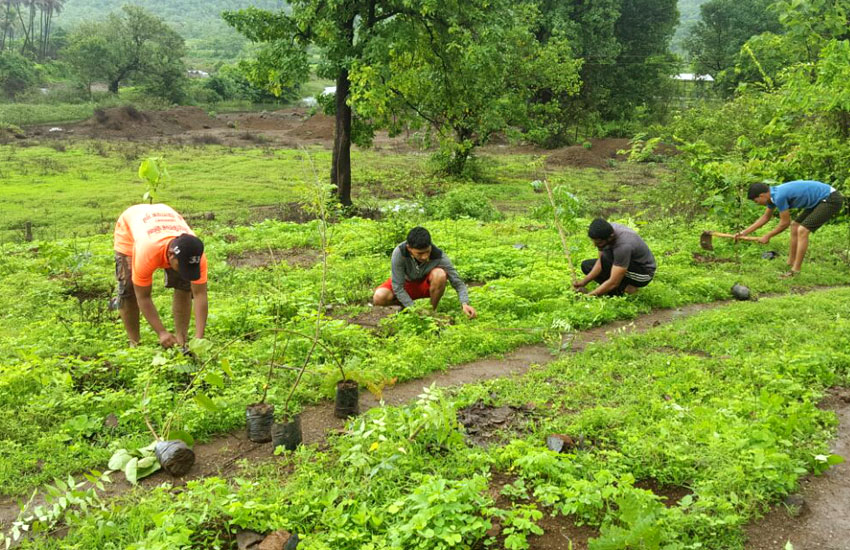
246;403;275;443
272;416;302;452
154;439;195;476
334;380;360;419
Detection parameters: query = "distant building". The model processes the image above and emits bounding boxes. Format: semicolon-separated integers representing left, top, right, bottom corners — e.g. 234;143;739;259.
187;70;210;79
672;73;715;105
672;73;715;82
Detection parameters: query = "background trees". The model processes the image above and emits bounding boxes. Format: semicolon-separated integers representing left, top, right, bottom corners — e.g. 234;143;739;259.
64;6;187;102
684;0;781;94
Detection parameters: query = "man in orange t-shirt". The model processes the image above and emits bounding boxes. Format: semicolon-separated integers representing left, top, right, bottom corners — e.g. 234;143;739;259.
113;204;209;348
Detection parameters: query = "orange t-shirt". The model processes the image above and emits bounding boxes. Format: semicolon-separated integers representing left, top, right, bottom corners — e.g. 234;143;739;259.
113;204;208;287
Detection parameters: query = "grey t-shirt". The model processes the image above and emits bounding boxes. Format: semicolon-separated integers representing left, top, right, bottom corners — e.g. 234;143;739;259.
602;223;656;275
390;242;469;308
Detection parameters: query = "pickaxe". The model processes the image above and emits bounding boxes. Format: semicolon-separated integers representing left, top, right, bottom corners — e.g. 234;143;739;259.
700;231;761;251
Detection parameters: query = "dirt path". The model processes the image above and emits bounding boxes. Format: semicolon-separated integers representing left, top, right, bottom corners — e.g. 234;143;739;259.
745;388;850;550
2;291;848;546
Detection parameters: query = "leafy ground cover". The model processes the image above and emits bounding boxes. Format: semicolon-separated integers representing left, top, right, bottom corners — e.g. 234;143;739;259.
1;141;849;548
9;288;849;549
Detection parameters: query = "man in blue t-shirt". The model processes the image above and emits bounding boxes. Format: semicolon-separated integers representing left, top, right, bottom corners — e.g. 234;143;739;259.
736;180;843;277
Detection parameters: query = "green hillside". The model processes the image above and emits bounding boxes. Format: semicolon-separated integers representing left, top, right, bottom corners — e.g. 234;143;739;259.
54;0;289;65
674;0;709;52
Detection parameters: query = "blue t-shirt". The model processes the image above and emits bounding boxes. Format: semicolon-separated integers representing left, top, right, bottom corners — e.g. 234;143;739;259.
769;180;835;212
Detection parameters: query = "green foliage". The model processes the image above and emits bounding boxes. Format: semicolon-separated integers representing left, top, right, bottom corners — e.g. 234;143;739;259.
683;0;782;94
108;444;161;485
350;1;581;175
0;470;112;549
0;50;39;99
63;6;187;101
425;188;503;222
138;157;170;203
618;134;663;163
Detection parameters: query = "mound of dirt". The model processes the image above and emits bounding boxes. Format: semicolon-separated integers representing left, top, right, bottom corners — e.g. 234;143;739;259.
289;113;335;140
0;124;26;143
545;138;630;169
77;106;223;138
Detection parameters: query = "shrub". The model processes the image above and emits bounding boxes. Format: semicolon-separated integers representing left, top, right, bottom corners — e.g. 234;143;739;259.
425;188;502;222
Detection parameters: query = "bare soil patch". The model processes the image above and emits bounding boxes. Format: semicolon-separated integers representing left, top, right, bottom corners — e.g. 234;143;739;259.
744;387;850;550
544;138;630;169
457;402;534;447
634;479;693;507
66;106;224;139
692;252;737;264
334;305;400;329
248;203;313;224
227;247;319;269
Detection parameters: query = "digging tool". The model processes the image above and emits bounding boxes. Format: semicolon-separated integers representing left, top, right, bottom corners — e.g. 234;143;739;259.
700;231;761;251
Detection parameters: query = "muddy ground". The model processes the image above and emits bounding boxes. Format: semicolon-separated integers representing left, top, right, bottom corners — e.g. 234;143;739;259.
25;105;640;170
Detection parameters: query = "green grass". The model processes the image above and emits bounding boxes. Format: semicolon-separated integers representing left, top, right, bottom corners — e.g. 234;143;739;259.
0;103;107;127
11;288;849;550
1;142;849;549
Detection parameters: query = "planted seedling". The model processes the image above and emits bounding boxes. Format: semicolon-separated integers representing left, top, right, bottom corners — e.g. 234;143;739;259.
530;158;582;285
245;333;292;443
300;149;359;420
109;338;220;482
138;157;170;204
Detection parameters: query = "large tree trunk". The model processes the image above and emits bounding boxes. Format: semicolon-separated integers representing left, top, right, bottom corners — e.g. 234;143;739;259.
331;68;353;206
109;79;120;94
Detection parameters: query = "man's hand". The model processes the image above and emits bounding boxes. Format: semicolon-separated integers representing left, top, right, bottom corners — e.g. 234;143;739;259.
758;235;770;244
158;331;179;349
462;304;477;319
733;232;746;242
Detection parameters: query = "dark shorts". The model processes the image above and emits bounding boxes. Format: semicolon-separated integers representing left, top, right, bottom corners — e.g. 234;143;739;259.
581;253;654;296
795;191;843;232
114;252;191;302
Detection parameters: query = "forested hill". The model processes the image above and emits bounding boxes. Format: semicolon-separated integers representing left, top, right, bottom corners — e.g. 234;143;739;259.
675;0;709;50
54;0;289;40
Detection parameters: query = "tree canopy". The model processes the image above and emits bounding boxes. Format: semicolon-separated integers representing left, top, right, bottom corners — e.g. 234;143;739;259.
64;5;187;101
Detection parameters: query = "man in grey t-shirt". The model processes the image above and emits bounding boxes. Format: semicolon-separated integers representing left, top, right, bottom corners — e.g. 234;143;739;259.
373;226;477;318
574;218;656;297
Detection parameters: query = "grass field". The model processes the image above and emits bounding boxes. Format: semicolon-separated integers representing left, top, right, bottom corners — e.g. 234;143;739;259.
1;139;848;549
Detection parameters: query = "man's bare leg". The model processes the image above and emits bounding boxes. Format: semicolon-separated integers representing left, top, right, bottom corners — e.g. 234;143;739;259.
173;288;192;345
787;221;800;268
791;224;810;273
624;285;640;295
372;287;398;306
119;295;141;347
428;268;447;309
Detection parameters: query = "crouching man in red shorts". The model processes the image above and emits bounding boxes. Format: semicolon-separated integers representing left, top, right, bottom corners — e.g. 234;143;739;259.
373;226;477;319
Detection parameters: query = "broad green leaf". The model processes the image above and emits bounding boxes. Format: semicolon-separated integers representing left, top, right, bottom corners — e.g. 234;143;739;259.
124;458;139;485
137;456;157;469
194;393;218;412
166;429;195;447
204;372;224;389
220;358;233;378
188;337;213;358
138;158;160;184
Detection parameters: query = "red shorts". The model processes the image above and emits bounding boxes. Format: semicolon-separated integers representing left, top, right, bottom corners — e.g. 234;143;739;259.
377;275;432;301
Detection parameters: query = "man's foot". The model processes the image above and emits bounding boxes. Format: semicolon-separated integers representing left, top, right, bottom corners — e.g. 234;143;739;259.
779;270;800;279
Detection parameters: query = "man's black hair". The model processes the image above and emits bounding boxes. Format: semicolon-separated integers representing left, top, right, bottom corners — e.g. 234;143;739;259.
747;183;770;200
588;218;614;240
407;226;432;249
